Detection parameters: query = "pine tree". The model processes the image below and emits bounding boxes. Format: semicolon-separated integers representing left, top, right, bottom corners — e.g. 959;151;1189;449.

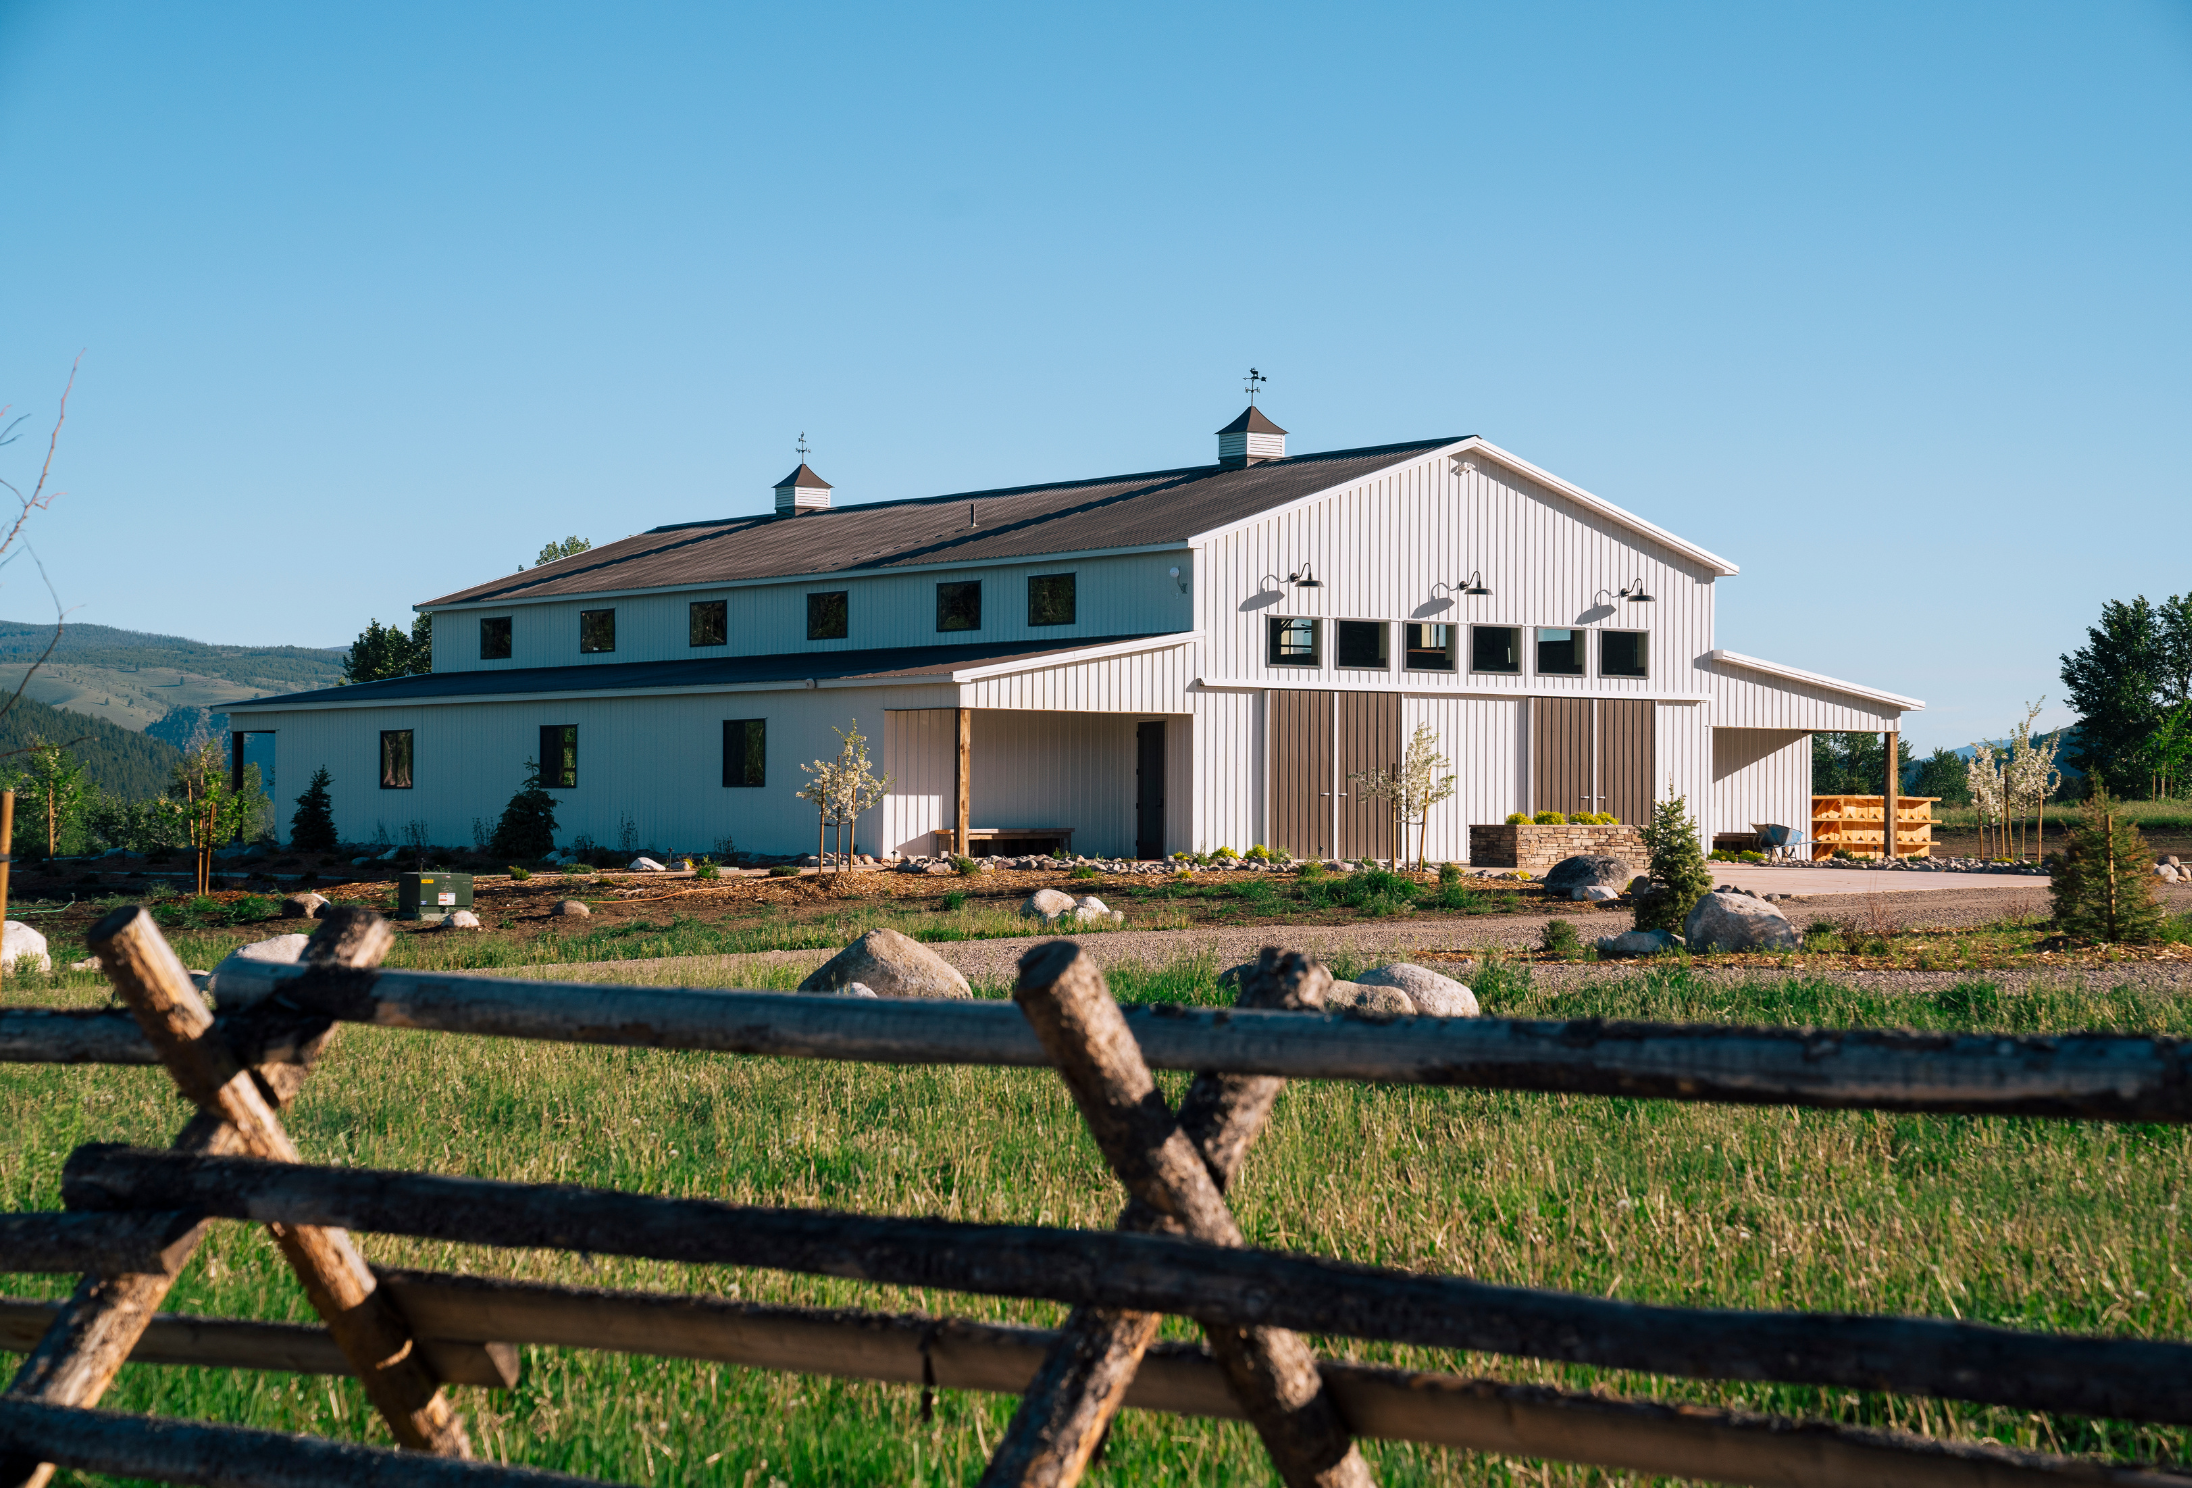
2048;789;2166;944
1634;792;1712;934
489;760;559;862
290;767;338;853
341;615;433;684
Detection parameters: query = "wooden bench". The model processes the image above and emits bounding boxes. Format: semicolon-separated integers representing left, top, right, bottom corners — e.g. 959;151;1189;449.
932;827;1075;858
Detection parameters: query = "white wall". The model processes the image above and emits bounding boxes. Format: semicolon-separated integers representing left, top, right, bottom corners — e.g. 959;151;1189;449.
881;707;1154;859
1707;659;1901;731
1711;728;1813;844
1401;694;1527;863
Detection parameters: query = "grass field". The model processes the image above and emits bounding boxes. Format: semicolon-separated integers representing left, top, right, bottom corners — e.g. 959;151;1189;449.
4;956;2190;1485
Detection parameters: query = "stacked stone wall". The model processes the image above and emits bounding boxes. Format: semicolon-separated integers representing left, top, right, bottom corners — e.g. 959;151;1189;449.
1468;824;1649;876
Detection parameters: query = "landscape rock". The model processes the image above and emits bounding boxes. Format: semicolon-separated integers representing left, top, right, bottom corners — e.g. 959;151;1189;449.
629;857;667;873
1684;891;1800;953
551;900;591;917
1573;885;1621;902
1322;980;1416;1019
1544;855;1632;894
440;910;482;930
1021;888;1078;922
1072;895;1124;926
2158;863;2182;883
1356;962;1479;1017
1596;928;1677;958
800;927;971;999
206;932;309;998
842;981;880;998
2;921;50;974
69;956;100;973
280;892;329;918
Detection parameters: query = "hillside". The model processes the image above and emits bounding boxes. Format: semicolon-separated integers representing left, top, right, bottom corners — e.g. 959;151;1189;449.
0;620;347;732
0;693;183;800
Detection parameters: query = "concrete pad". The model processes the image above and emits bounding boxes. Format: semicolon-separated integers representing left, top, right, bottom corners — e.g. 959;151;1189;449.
1709;866;2049;897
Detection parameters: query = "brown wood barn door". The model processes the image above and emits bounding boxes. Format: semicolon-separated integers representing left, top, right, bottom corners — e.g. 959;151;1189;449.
1268;690;1333;861
1600;700;1655;826
1532;698;1593;817
1337;691;1402;861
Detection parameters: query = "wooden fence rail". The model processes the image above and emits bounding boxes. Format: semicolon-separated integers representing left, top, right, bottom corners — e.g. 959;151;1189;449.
8;968;2192;1122
2;908;2189;1487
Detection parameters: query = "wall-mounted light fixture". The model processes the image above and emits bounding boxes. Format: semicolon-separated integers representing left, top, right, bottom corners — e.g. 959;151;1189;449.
1168;565;1189;595
1456;569;1491;596
1617;579;1655;603
1287;563;1322;589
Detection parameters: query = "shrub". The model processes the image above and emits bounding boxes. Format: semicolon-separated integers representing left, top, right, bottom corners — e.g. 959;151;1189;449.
1297;860;1327;882
1540;917;1582;958
1504;812;1529;825
2049;790;2166;944
289;768;338;854
507;865;531;881
1832;848;1856;861
768;864;802;878
1244;844;1274;862
953;855;981;876
1532;810;1567;825
1738;849;1766;864
693;857;720;880
1634;793;1711;934
1209;845;1239;861
1710;850;1736;863
1068;865;1100;880
229;893;277;921
488;762;558;862
1438;861;1462;886
942;889;969;911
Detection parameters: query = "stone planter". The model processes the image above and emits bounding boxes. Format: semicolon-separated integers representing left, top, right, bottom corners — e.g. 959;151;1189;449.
1469;823;1648;877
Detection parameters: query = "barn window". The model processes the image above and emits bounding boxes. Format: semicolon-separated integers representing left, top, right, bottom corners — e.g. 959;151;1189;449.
579;609;616;653
937;581;982;632
1028;573;1076;626
689;600;728;647
1601;630;1649;678
1405;623;1455;671
1470;625;1520;674
807;591;849;640
722;719;766;787
1267;617;1321;667
538;725;577;788
479;617;512;660
1336;620;1388;670
1536;628;1584;676
379;730;414;790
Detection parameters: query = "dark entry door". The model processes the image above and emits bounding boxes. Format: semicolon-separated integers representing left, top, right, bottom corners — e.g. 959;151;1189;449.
1135;721;1166;860
1336;691;1402;861
1533;698;1655;823
1599;699;1654;826
1269;690;1333;861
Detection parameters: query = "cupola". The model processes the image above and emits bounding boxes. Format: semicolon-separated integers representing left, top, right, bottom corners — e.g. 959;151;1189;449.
1216;405;1286;468
773;461;832;516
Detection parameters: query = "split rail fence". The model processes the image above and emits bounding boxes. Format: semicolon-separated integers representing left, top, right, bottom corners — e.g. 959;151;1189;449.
0;905;2189;1487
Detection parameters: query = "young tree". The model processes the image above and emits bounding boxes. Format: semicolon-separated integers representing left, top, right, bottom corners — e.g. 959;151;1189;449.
2048;788;2165;945
290;766;338;852
166;741;263;895
8;738;90;857
1634;792;1711;935
827;719;890;862
2005;701;2063;862
342;615;432;683
488;761;559;862
795;754;842;867
536;536;592;566
1965;743;2005;859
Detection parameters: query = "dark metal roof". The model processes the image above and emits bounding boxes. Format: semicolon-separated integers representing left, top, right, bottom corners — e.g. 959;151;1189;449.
225;634;1180;708
422;436;1459;608
1215;405;1287;436
773;463;833;490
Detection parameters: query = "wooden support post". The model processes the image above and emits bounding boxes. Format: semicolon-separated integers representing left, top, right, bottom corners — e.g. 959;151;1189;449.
0;908;467;1488
1883;728;1899;860
982;950;1333;1488
955;707;972;859
1009;942;1371;1488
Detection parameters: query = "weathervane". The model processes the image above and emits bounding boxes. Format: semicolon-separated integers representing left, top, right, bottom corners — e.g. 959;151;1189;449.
796;432;810;461
1244;367;1266;405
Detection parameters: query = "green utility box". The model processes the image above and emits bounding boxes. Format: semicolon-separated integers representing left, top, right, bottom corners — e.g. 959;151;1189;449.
396;872;473;922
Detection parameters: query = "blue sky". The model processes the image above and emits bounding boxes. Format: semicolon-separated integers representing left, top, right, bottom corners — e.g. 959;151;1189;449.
1;0;2186;749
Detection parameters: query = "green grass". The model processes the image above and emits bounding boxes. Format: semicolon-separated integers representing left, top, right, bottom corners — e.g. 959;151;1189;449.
1935;799;2192;832
4;960;2190;1483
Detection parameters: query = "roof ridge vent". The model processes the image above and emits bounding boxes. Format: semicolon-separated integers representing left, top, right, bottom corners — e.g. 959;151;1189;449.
1215;404;1286;468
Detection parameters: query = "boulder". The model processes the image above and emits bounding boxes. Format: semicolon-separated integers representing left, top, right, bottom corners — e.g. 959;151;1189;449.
1544;855;1632;894
1684;891;1800;953
2158;863;2182;883
551;899;591;917
2;921;50;974
206;932;309;999
843;981;880;998
1356;962;1479;1017
440;910;482;930
69;956;100;973
800;927;971;1000
280;892;328;918
1627;876;1655;897
1596;928;1677;958
1573;885;1620;902
1072;895;1124;926
629;857;667;873
1021;888;1078;922
1322;980;1416;1019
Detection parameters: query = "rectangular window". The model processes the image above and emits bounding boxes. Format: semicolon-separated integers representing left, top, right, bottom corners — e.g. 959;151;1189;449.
937;580;982;632
1600;629;1649;678
1536;627;1584;676
579;609;616;653
689;600;727;648
722;719;766;787
379;730;413;790
538;724;577;788
1335;619;1389;670
1404;622;1456;672
807;590;848;640
1267;616;1321;667
479;617;512;660
1470;625;1521;674
1028;572;1076;626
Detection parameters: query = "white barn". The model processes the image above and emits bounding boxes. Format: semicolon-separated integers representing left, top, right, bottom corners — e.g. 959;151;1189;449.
228;409;1922;862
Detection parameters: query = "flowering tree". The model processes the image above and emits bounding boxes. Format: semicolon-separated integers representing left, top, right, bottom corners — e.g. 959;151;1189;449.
2005;700;2063;863
828;719;891;863
1965;743;2005;859
1344;724;1457;869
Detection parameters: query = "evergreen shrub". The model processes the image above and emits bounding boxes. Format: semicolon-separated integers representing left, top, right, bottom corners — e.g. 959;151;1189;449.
1634;793;1712;934
2048;790;2166;944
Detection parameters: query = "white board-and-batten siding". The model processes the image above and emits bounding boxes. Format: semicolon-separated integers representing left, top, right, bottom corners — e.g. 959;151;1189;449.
1712;730;1814;845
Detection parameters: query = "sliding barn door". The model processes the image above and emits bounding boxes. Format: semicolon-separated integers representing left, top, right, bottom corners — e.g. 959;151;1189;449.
1336;691;1402;861
1533;697;1656;824
1599;700;1655;827
1269;690;1333;861
1533;698;1594;817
